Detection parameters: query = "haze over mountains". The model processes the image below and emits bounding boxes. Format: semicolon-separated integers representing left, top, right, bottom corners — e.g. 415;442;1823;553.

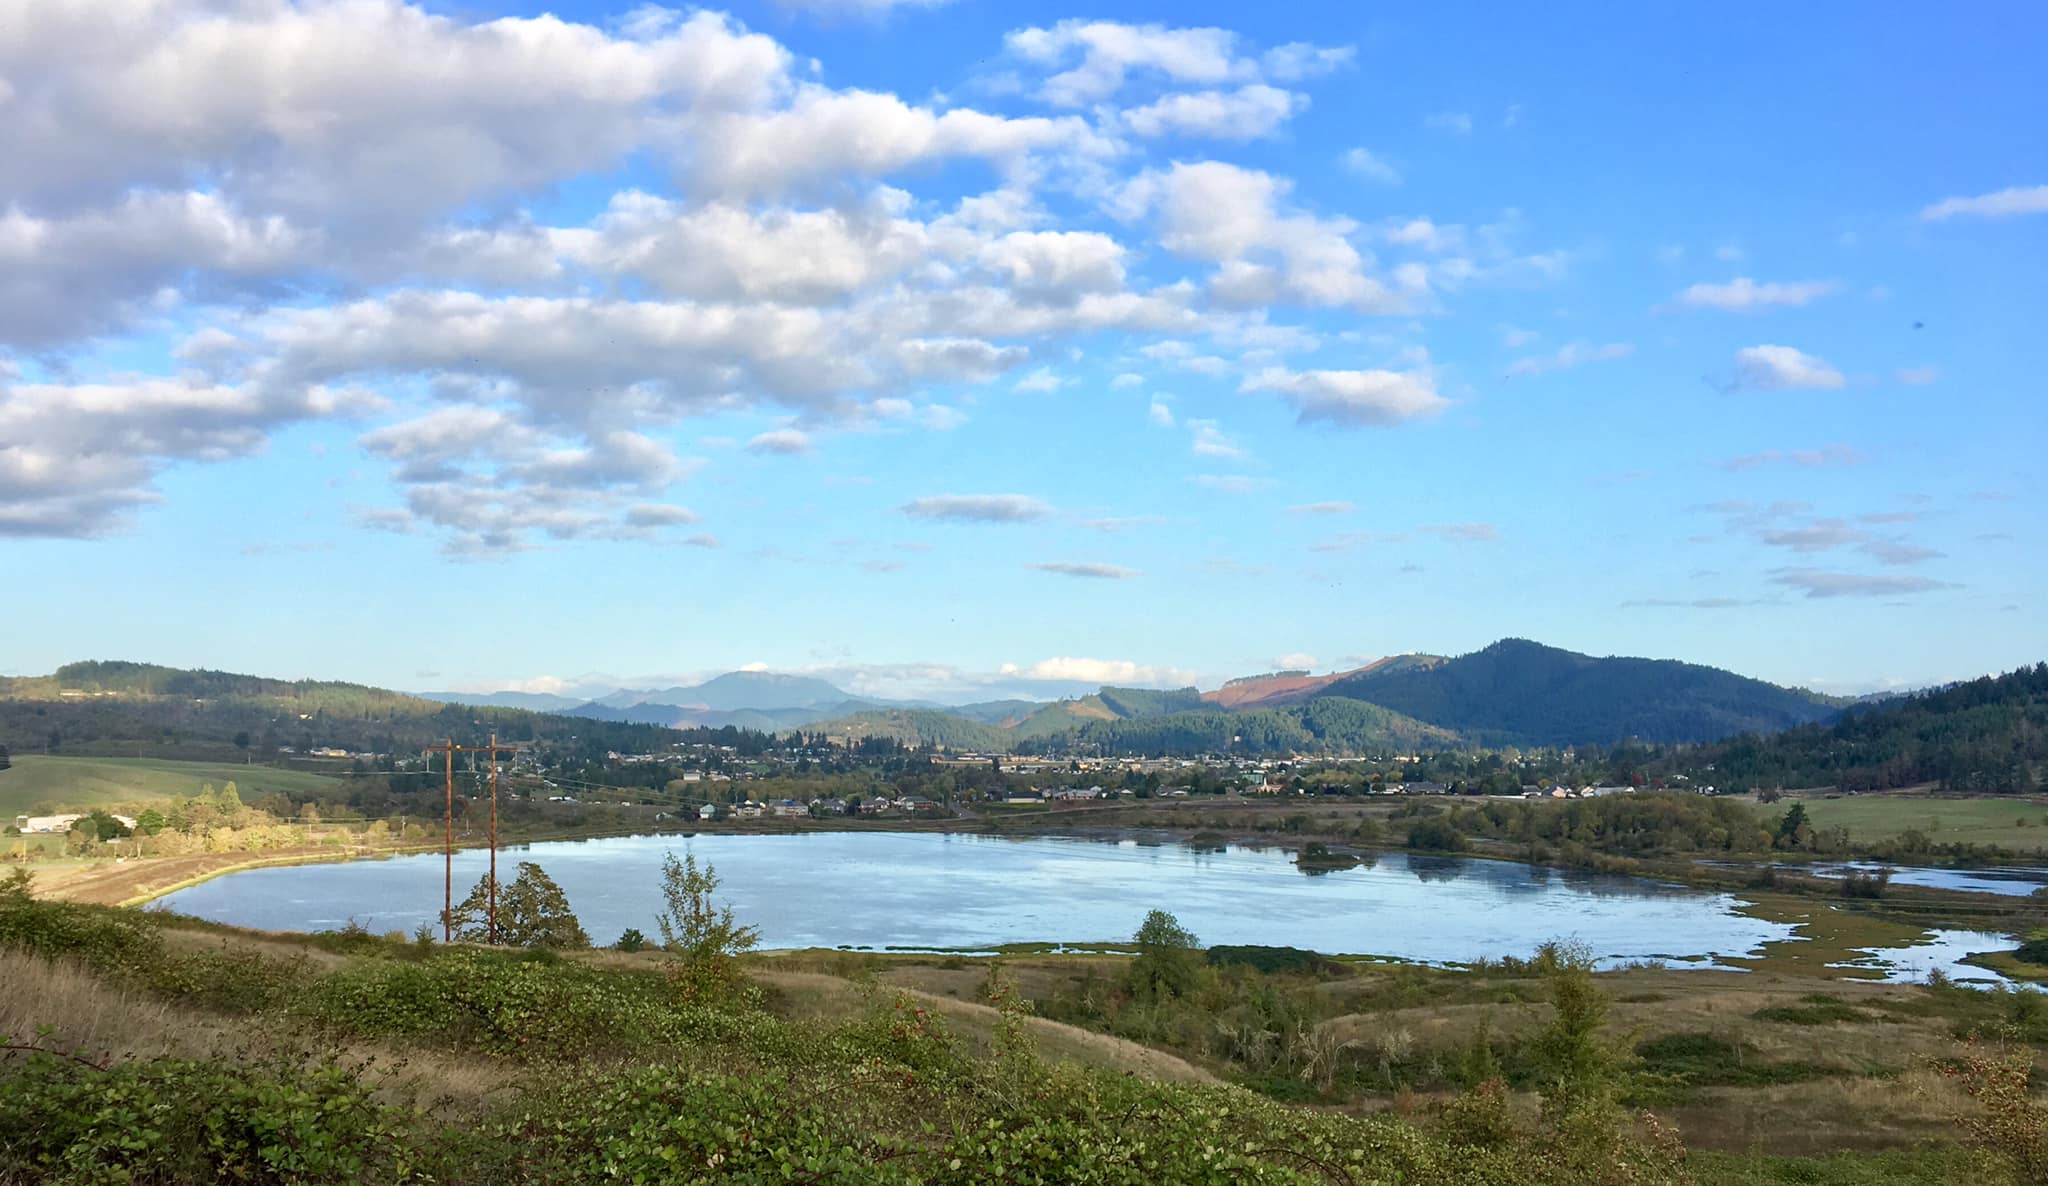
425;639;1855;750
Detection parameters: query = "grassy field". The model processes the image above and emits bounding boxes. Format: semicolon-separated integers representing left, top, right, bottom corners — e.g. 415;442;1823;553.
1778;793;2048;853
0;755;341;816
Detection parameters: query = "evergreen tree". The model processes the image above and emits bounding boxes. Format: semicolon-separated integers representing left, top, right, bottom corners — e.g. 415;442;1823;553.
448;862;591;948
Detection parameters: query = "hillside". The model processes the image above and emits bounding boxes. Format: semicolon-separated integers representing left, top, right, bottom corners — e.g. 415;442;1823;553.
1201;656;1443;711
0;661;775;768
1321;639;1840;746
0;756;342;817
1707;660;2048;793
811;709;1014;751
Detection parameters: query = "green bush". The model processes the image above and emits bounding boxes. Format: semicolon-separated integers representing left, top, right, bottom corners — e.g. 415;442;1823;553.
0;1053;414;1185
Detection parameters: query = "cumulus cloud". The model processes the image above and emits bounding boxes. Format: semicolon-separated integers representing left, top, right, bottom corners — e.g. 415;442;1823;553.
1733;345;1846;391
1673;277;1840;311
1504;341;1632;377
1004;20;1348;107
1920;184;2048;220
1121;85;1305;140
1769;569;1957;598
1148;399;1176;428
1273;652;1318;670
901;494;1053;522
1115;162;1404;312
1241;366;1448;427
1027;561;1140;579
0;375;377;538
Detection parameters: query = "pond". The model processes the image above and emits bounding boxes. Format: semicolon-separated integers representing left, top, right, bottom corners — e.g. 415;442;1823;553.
1804;862;2048;898
156;831;1805;968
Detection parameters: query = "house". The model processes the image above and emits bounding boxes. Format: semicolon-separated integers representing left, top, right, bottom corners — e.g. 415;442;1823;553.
733;802;765;819
862;796;894;815
19;814;85;833
770;798;808;818
896;795;939;813
1004;789;1045;804
697;803;718;821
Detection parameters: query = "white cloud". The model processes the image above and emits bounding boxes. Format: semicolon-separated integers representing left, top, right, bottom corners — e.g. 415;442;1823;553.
999;656;1197;685
1027;561;1140;579
1500;325;1539;348
1148;399;1176;428
1920;184;2048;220
1339;147;1400;185
1673;277;1840;312
1424;111;1473;135
1187;419;1244;459
1110;372;1145;388
902;494;1053;522
1121;85;1305;140
1241;366;1448;427
1287;501;1353;515
1012;368;1064;394
1896;366;1939;385
1733;345;1847;391
0;375;378;538
1273;652;1318;670
1004;20;1348;107
747;428;815;454
1505;341;1633;377
1117;161;1402;312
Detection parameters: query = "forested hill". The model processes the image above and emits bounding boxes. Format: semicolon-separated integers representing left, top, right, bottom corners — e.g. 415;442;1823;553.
1320;639;1842;746
1708;661;2048;793
0;661;777;763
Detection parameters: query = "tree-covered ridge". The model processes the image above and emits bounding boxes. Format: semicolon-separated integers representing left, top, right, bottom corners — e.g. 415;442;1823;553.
1324;638;1843;746
807;709;1014;752
1705;661;2048;794
1031;696;1459;757
1;661;778;763
51;661;428;711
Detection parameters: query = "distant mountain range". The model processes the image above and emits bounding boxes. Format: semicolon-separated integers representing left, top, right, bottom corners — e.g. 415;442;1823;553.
425;670;943;732
419;639;1854;753
799;639;1848;753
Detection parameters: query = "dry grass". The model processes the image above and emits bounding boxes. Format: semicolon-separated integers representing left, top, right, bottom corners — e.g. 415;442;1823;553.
0;955;203;1061
751;968;1217;1084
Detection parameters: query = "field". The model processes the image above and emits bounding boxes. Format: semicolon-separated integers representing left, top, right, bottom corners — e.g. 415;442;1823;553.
1778;792;2048;853
0;755;342;816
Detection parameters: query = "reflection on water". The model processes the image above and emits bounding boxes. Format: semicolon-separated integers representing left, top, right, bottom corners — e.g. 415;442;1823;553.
1836;930;2026;986
155;831;1794;968
1809;863;2048;899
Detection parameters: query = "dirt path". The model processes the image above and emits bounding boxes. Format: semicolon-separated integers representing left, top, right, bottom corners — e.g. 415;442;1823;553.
30;848;349;905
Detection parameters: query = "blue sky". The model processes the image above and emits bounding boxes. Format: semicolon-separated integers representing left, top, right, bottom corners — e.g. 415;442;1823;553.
2;0;2041;702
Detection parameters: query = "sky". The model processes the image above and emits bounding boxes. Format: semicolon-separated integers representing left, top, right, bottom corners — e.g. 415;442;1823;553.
2;0;2043;703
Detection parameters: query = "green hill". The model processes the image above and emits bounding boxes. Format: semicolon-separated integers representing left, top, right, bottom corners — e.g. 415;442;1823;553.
1706;660;2047;793
0;756;342;816
811;709;1013;751
1324;638;1840;746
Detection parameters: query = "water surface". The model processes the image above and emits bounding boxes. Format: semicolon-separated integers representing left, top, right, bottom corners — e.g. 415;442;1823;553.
157;831;1798;967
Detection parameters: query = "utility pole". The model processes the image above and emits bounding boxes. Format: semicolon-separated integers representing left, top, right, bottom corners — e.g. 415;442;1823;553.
424;737;521;944
488;733;499;944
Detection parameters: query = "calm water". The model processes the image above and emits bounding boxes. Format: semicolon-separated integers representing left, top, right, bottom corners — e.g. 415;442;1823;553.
157;832;1805;967
1807;862;2048;898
